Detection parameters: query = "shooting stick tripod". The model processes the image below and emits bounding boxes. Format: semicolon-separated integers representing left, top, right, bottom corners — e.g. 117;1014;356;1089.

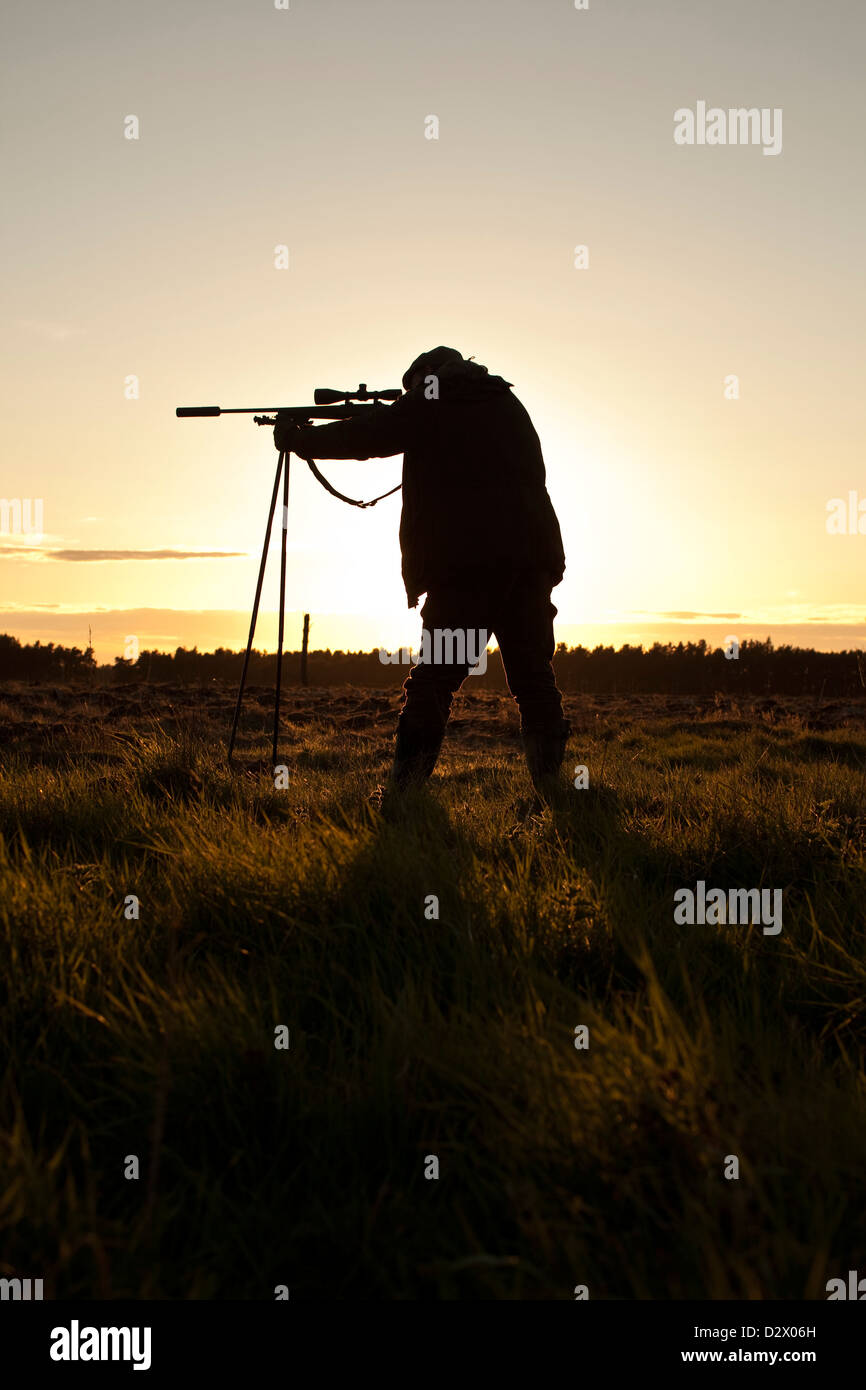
228;442;292;768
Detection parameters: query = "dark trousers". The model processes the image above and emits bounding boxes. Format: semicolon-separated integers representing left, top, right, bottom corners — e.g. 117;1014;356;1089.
397;568;567;746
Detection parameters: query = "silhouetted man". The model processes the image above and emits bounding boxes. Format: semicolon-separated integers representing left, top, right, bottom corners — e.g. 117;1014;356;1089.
274;347;569;798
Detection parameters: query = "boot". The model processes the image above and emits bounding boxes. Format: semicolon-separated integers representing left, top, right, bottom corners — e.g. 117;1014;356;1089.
391;722;445;789
521;720;570;803
369;723;445;817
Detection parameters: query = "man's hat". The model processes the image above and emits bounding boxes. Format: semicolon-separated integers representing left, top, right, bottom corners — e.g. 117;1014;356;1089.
402;346;463;390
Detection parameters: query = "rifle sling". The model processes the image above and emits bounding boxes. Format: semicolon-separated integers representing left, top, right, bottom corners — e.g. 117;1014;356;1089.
299;455;401;509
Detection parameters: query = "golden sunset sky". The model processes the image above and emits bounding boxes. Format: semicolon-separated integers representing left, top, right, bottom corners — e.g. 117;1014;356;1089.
2;0;864;662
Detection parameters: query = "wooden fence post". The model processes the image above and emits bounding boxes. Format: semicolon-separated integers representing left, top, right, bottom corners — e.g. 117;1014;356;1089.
301;613;310;686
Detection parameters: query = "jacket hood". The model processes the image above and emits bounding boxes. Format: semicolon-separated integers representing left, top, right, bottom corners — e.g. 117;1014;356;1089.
402;347;512;398
402;345;463;388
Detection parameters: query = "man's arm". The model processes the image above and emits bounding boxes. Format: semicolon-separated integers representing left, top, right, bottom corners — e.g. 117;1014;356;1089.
277;398;413;460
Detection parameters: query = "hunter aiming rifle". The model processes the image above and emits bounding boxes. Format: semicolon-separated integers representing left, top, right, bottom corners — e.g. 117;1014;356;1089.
176;385;402;766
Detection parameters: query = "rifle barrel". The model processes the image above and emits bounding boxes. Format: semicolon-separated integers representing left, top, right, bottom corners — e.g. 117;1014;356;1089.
175;404;388;420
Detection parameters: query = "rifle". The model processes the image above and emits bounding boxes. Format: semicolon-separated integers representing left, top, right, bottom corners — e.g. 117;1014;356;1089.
177;383;400;425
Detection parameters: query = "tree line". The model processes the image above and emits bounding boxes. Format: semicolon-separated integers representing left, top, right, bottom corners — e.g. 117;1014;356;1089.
1;633;865;696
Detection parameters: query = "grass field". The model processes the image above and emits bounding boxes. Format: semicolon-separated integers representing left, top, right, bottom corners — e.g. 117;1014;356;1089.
1;681;865;1299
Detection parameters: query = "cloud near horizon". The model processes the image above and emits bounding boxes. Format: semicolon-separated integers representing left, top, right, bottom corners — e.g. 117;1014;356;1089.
637;610;743;621
0;547;246;562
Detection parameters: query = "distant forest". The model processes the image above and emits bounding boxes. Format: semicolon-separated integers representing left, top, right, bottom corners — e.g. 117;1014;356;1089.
1;633;865;697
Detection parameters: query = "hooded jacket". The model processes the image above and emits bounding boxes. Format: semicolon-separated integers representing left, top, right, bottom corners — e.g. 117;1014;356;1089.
289;357;566;608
